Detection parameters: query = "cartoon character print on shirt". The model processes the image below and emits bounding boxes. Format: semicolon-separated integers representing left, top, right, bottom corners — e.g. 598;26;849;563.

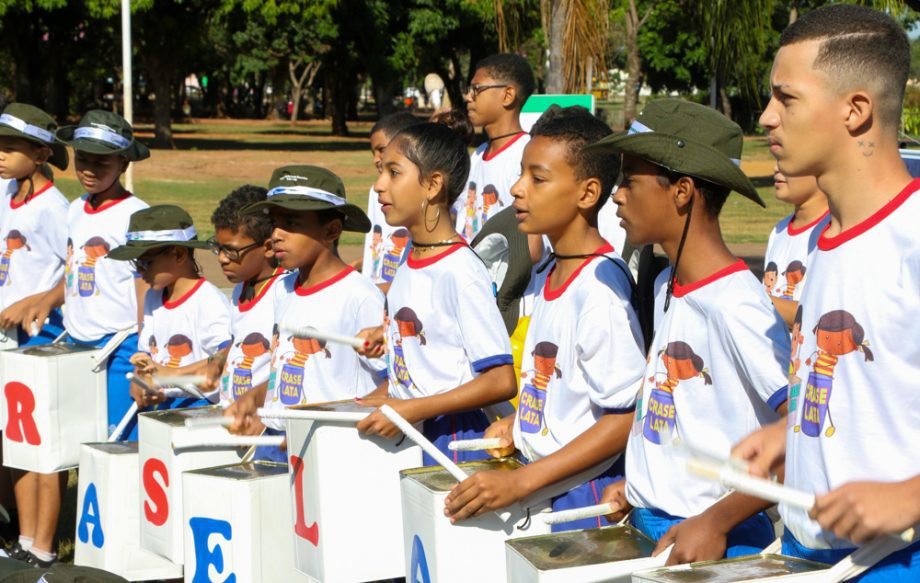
787;305;806;431
518;341;561;435
65;238;74;289
369;224;383;279
0;230;30;287
381;228;410;283
392;306;425;391
795;309;873;438
781;260;806;300
462;181;480;240
763;261;778;296
265;324;281;395
229;332;270;400
480;184;503;226
162;334;194;368
77;236;111;297
642;341;712;444
276;335;331;406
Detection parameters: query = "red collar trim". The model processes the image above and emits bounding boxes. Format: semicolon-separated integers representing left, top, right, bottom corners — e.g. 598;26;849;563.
818;179;919;251
672;259;748;298
237;267;284;312
543;242;614;301
295;265;354;296
163;278;206;310
10;181;53;209
407;242;467;269
482;132;527;162
787;210;829;236
83;192;133;215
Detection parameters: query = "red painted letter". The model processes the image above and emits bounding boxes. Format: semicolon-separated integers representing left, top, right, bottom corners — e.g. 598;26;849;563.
290;454;318;546
143;458;169;526
5;382;40;445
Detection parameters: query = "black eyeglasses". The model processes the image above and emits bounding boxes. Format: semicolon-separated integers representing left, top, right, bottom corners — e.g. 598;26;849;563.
466;83;508;99
207;238;261;262
131;248;170;272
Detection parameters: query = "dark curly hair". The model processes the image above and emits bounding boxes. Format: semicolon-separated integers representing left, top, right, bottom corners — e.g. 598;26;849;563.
474;53;536;107
211;185;272;243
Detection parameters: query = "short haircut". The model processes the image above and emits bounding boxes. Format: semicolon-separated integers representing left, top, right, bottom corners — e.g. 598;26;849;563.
474;53;536;106
780;4;909;132
391;122;471;206
211;185;272;243
530;105;618;213
371;112;423;140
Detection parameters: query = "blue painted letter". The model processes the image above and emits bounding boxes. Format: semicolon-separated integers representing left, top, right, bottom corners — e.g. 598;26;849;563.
189;517;235;583
77;483;104;548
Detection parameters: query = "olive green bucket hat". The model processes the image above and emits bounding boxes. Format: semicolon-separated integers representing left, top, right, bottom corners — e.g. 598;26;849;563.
586;98;764;206
243;165;371;233
57;109;150;162
0;103;69;170
108;204;210;261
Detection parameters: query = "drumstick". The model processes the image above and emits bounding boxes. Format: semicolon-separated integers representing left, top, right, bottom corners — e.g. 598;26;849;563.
171;434;285;450
125;372;159;395
185;416;234;428
151;375;208;387
256;408;367;423
280;325;366;349
542;503;614;525
448;438;504;452
378;405;468;482
107;402;139;442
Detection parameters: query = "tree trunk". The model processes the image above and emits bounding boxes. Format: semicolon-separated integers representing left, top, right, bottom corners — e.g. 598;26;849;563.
147;58;175;148
624;4;641;124
326;71;350;136
545;0;565;93
290;60;320;125
719;84;732;120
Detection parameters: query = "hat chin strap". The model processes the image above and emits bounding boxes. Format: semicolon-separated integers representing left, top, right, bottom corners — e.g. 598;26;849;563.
665;196;694;312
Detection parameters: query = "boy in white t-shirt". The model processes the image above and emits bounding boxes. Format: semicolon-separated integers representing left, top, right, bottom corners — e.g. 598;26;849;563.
454;53;534;241
592;99;790;564
0;103;70;569
108;205;231;410
763;165;829;327
361;112;422;287
225;166;385;458
736;6;920;579
443;106;646;531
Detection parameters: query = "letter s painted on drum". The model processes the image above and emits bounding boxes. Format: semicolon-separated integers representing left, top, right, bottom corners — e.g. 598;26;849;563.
143;458;169;526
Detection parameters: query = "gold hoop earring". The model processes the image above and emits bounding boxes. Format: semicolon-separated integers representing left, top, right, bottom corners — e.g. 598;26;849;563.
423;199;440;233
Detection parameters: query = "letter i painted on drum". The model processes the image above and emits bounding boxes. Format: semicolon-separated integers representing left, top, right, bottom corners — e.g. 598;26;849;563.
143;458;169;526
290;454;319;546
4;381;41;445
189;517;235;583
77;482;104;548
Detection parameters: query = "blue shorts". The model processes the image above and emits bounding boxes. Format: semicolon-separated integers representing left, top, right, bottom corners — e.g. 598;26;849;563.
16;308;64;347
631;506;775;558
422;410;491;465
782;528;920;581
66;331;139;441
253;427;287;464
549;458;625;533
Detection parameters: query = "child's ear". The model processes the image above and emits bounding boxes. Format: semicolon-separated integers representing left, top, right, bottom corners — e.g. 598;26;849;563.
673;176;695;212
425;172;446;202
261;237;274;258
35;146;51;165
501;85;518;110
325;217;344;244
577;177;603;211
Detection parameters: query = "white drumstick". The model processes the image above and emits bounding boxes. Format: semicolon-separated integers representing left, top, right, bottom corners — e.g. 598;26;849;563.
108;402;139;442
379;405;468;483
172;434;285;450
126;372;159;395
256;407;367;423
152;375;207;387
448;438;504;452
542;503;614;525
281;325;365;349
185;416;233;428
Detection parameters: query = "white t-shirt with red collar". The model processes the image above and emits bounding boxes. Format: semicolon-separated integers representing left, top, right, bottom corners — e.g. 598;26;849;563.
453;133;530;241
783;180;920;550
262;267;385;430
511;243;646;462
362;185;410;283
64;193;150;341
218;269;286;406
0;181;68;311
137;279;232;395
763;211;830;301
385;243;513;400
626;260;790;519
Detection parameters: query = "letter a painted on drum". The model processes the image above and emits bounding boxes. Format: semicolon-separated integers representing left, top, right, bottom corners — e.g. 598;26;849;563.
409;535;431;583
289;454;319;546
143;458;169;526
77;482;105;548
4;382;40;445
189;517;235;583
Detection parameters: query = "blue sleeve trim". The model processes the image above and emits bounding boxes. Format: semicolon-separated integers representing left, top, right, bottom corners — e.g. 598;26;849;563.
767;386;788;411
472;354;514;372
604;406;636;415
217;339;232;351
